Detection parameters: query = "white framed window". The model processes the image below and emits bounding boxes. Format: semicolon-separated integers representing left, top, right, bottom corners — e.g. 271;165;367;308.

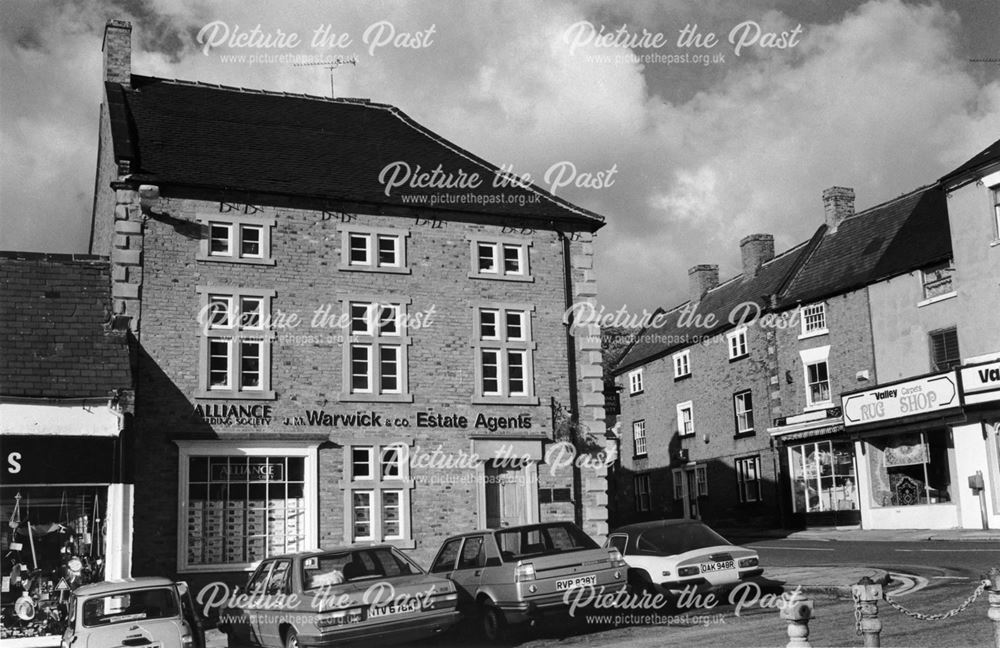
800;346;832;409
628;368;644;395
197;287;276;399
727;327;749;360
673;350;691;379
633;420;647;457
677;401;694;437
344;443;412;546
198;215;275;265
634;474;651;512
468;236;532;281
672;469;684;500
920;259;955;300
339;226;410;273
992;185;1000;240
695;464;708;497
175;440;318;573
734;390;755;435
473;304;536;403
341;297;412;402
736;456;762;503
800;303;828;337
929;327;961;372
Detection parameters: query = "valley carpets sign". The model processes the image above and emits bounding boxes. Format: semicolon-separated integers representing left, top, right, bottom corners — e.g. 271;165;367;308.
843;371;959;427
961;360;1000;405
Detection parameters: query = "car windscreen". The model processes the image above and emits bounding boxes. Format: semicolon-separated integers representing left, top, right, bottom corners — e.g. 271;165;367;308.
82;588;179;627
303;547;421;590
633;523;732;556
494;523;598;560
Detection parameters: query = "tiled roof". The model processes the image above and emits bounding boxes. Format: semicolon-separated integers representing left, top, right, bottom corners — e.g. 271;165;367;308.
614;241;812;372
777;185;951;307
107;76;605;229
940;137;1000;185
0;252;132;398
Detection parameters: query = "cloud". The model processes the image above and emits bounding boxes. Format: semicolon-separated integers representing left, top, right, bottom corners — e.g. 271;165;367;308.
1;0;997;317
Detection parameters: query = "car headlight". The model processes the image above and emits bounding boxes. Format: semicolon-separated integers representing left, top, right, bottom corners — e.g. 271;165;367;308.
739;557;759;568
677;566;700;577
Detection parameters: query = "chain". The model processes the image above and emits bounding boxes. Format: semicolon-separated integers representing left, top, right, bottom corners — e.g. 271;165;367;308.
852;591;863;635
882;579;989;621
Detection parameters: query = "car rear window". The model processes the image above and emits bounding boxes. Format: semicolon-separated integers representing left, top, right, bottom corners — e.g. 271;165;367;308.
634;523;732;556
82;588;179;627
303;547;420;590
494;523;598;560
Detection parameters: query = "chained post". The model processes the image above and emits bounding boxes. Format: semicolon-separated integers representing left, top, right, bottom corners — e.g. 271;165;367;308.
988;566;1000;648
852;575;884;648
780;591;813;648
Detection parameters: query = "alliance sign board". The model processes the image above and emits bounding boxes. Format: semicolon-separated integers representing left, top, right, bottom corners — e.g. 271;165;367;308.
843;371;959;427
961;360;1000;405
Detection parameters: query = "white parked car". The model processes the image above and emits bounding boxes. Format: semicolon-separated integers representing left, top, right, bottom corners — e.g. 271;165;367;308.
605;520;763;596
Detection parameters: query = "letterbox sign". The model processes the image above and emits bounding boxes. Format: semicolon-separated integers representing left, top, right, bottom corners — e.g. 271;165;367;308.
961;360;1000;406
843;371;959;428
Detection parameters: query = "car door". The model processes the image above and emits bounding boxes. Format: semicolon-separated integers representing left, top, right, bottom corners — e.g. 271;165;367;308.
429;539;464;603
240;560;273;646
255;558;292;647
449;536;486;608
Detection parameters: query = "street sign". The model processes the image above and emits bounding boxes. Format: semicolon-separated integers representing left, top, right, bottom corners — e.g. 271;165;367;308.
843;371;959;427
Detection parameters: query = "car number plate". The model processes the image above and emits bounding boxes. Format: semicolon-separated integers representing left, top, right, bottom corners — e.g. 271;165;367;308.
368;601;421;618
699;560;735;573
555;574;597;591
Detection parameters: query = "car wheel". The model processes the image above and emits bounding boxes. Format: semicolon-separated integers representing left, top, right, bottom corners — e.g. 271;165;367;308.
480;603;508;643
284;627;299;648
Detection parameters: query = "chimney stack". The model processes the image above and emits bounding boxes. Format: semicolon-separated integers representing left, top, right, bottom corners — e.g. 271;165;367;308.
688;264;719;303
822;186;855;233
740;234;775;279
103;19;132;89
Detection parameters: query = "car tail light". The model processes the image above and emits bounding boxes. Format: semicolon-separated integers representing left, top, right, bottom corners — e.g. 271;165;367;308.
678;566;700;577
60;635;77;648
514;562;535;582
181;633;194;648
317;606;365;628
422;590;459;610
607;548;627;568
739;557;759;568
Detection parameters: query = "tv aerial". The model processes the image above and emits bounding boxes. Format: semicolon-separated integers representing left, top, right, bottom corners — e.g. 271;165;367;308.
294;55;358;98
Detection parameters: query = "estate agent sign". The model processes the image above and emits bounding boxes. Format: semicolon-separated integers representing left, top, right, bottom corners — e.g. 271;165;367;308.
843;370;959;427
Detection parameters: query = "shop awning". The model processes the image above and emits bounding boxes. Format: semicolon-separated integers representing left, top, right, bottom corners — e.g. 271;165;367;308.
0;401;122;437
769;422;845;442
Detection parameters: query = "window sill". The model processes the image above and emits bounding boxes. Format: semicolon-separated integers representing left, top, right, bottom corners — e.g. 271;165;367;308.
674;374;691;382
798;329;829;341
917;291;957;308
678;433;695;439
990;238;1000;248
471;395;540;406
633;453;648;460
195;390;276;400
339;393;414;403
628;390;644;397
728;353;749;363
734;431;756;439
196;255;276;266
468;272;535;283
803;402;833;413
339;265;412;274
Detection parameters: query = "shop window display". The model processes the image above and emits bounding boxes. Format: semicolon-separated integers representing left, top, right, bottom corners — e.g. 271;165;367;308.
1;490;105;641
788;440;858;513
867;430;952;507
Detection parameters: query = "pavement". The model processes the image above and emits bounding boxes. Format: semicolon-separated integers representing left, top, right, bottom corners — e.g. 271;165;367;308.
718;525;1000;543
757;565;890;598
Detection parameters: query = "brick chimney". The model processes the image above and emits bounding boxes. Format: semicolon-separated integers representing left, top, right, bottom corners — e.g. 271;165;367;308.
688;264;719;303
740;234;774;279
103;19;132;88
822;186;855;233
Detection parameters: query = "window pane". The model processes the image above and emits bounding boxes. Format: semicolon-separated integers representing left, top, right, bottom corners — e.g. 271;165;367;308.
502;244;522;274
209;296;231;328
379;305;399;336
349;234;369;265
350;304;372;335
210;223;231;255
240;341;262;389
377;235;399;266
351;345;371;392
380;346;400;393
209;339;230;388
382;491;401;538
381;446;402;479
507;350;526;395
240;225;262;257
505;311;524;340
352;448;372;479
353;491;372;539
478;243;497;272
481;349;499;394
240;297;262;329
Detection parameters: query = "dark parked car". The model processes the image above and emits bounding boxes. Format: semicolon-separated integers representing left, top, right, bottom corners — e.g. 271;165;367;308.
430;521;627;641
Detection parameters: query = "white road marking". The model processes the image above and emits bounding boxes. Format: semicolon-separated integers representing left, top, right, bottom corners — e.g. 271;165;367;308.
746;545;834;551
894;548;1000;552
931;576;969;579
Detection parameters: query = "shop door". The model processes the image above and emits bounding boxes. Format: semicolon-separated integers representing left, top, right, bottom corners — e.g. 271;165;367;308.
484;463;526;529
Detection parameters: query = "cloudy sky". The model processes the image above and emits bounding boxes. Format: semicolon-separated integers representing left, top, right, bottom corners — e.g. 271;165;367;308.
2;0;998;312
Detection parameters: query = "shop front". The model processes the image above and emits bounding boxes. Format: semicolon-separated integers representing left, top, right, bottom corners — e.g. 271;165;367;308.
0;400;132;647
843;370;966;529
953;359;1000;529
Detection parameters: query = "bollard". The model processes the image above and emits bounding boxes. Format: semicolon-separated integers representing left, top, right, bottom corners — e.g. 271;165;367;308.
851;576;884;648
780;594;814;648
988;567;1000;648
